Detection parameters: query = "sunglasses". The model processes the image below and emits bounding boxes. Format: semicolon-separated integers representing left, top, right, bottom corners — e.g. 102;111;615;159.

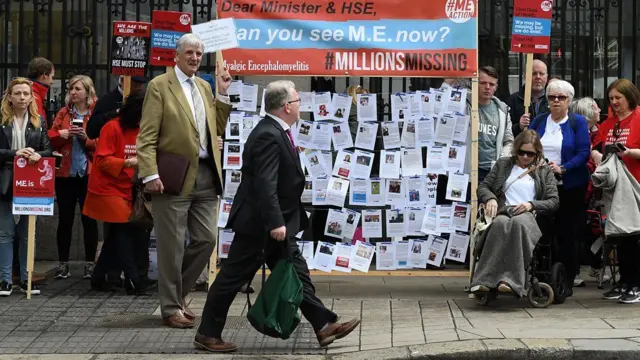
548;95;568;102
517;149;537;158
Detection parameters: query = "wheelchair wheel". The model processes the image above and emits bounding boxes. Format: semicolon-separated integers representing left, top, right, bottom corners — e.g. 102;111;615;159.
527;282;554;308
550;262;568;304
474;291;496;306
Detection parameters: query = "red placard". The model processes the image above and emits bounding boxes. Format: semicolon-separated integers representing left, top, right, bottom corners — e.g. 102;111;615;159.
13;157;55;198
510;0;554;54
151;11;192;67
111;21;151;76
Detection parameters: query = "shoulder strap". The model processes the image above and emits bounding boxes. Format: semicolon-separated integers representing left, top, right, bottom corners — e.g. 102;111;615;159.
503;165;537;194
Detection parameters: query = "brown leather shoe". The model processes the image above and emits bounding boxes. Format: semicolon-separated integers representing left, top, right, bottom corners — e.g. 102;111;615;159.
193;333;237;353
182;298;196;321
163;310;195;329
316;318;361;347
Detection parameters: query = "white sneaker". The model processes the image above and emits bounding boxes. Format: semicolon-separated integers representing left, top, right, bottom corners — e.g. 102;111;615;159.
574;278;586;287
0;281;12;296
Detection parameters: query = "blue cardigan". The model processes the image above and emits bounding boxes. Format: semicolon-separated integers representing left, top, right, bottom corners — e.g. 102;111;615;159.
529;112;591;189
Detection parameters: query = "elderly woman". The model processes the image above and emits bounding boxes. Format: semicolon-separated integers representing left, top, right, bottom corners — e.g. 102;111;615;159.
471;130;559;296
569;97;603;286
528;79;591;296
591;79;640;304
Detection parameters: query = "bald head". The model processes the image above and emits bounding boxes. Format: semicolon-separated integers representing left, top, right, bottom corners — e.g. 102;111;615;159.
531;60;548;93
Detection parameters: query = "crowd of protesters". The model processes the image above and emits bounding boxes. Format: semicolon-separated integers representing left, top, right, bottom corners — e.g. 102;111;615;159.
0;53;639;312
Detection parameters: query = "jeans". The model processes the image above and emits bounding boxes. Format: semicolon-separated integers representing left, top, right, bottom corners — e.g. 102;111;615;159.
0;200;30;284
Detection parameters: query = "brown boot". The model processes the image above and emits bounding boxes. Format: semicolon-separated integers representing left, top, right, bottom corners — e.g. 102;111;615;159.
193;333;237;353
316;318;361;347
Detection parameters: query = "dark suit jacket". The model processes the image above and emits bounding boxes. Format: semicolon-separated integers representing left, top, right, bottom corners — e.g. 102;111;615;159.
227;115;308;237
87;88;122;140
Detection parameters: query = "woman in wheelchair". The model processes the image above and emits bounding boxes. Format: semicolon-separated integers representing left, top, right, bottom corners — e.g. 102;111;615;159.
471;130;560;297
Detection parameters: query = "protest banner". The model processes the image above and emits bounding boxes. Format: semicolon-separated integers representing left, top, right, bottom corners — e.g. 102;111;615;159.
150;11;192;67
110;21;151;77
510;0;553;123
12;157;56;299
217;0;477;76
510;0;553;54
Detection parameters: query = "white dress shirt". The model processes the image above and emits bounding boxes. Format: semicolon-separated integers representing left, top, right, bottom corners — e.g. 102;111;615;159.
268;113;291;132
143;66;231;184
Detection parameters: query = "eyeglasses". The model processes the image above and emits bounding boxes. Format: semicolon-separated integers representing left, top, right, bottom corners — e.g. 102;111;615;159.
548;95;568;102
283;98;301;107
517;149;537;158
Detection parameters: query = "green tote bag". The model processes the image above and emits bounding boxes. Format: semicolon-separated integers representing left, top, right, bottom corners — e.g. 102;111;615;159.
246;240;304;340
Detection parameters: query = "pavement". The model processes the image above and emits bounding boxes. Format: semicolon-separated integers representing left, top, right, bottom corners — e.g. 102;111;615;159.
1;263;640;359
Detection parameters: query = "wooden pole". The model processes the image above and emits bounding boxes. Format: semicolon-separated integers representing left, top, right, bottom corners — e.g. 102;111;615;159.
123;76;132;99
523;53;534;126
208;49;224;290
26;215;36;299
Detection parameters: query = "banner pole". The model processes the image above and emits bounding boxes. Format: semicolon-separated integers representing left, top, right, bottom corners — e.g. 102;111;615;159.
26;215;36;299
208;11;225;289
123;76;132;99
523;53;534;127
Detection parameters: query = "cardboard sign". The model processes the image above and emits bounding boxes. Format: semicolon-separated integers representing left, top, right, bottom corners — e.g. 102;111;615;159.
510;0;553;54
12;157;56;216
111;21;151;76
151;11;192;66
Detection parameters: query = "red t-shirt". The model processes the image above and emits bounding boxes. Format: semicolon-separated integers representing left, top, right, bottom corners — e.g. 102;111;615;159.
87;119;138;200
594;108;640;182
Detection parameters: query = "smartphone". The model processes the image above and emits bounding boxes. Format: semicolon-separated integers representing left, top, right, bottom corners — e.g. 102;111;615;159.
616;143;627;152
72;119;84;126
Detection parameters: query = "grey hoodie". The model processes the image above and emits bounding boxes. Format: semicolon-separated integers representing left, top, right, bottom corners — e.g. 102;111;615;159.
463;96;514;175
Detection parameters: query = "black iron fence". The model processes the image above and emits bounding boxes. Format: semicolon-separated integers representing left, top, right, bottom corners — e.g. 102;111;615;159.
0;0;638;117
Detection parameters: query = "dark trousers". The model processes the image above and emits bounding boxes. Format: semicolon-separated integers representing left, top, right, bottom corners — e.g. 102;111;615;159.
93;222;141;283
56;176;99;262
103;223;150;281
198;233;338;339
555;184;587;287
617;238;640;288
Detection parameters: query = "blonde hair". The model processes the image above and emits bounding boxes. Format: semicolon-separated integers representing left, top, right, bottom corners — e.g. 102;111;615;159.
0;77;41;128
64;75;97;107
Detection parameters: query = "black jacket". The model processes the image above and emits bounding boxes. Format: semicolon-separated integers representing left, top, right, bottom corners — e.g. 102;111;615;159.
87;88;122;139
0;116;53;163
227;115;308;236
477;157;559;215
506;84;550;137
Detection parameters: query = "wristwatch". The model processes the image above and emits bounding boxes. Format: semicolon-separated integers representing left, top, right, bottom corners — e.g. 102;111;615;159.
560;165;567;174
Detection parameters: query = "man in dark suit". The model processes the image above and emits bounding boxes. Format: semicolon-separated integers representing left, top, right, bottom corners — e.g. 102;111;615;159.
86;76;148;139
194;80;360;353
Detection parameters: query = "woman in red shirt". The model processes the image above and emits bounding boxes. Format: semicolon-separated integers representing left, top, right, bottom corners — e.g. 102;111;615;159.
591;78;640;304
84;90;153;295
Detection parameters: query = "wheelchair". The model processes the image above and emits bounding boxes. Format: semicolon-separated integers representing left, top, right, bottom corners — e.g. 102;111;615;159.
471;213;569;308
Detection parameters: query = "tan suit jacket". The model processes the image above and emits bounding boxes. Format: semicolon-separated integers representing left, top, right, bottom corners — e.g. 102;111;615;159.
137;67;231;196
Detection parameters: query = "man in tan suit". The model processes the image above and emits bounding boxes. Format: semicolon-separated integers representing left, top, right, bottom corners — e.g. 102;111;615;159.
137;33;232;329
